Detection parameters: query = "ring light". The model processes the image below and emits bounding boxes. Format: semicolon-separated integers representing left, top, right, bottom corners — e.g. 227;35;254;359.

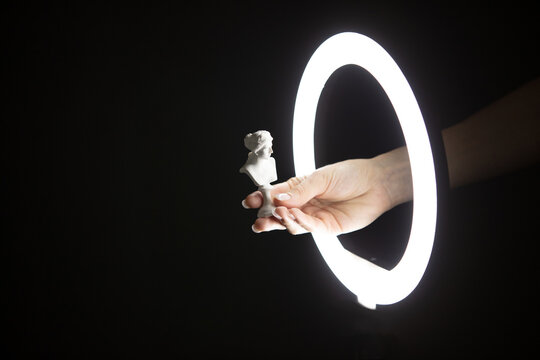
292;32;437;309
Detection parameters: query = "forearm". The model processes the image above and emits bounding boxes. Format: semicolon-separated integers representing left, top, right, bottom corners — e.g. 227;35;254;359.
442;78;540;188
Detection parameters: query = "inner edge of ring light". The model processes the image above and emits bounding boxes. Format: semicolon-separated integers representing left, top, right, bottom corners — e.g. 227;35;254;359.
292;32;437;309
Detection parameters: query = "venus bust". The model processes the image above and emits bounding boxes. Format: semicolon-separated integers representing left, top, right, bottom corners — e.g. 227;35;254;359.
239;130;277;217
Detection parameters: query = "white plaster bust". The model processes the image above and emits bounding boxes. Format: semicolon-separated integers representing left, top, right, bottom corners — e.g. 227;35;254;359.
240;130;277;217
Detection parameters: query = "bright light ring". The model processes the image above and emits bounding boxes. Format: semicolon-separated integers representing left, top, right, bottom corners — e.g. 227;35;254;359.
293;32;437;309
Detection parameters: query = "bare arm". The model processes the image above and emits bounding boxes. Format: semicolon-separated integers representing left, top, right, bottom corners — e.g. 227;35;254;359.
442;77;540;188
243;78;540;234
357;78;540;209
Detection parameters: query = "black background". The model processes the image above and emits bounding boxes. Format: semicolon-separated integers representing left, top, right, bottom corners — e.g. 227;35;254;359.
3;1;539;358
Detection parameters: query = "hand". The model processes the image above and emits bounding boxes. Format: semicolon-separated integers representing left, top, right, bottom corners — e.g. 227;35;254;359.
242;147;413;235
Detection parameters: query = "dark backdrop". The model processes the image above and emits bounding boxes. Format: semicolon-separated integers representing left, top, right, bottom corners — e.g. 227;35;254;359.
4;1;539;359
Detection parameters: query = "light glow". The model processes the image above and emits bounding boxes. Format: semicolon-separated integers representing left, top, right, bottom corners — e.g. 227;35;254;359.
293;32;437;309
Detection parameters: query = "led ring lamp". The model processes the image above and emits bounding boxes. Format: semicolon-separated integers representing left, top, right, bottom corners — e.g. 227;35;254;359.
293;32;437;309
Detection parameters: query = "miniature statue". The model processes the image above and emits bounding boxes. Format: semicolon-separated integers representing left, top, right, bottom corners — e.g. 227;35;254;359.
239;130;277;218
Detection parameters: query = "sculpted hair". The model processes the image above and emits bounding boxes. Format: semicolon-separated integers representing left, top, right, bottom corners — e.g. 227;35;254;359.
244;130;273;156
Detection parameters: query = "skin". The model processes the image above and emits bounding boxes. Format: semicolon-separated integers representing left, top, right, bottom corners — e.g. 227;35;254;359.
245;147;411;235
443;77;540;188
243;77;540;235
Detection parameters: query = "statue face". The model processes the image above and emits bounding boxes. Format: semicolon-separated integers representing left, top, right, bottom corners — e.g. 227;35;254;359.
257;146;272;159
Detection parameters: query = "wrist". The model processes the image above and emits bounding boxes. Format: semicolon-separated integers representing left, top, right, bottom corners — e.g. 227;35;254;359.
372;146;413;209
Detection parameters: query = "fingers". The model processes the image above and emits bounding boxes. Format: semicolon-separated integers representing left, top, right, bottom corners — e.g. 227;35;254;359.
271;206;330;235
288;208;325;233
251;216;286;233
273;171;328;209
271;207;307;235
248;207;307;235
241;182;292;209
242;171;330;235
242;191;263;209
247;206;322;235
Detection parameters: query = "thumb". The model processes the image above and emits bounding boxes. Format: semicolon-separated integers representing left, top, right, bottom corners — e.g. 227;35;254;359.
274;171;328;208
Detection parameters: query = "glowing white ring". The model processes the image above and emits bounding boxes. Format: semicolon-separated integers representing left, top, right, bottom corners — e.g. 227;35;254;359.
293;32;437;309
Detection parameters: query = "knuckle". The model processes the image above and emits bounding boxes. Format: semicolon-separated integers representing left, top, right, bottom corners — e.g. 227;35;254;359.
293;182;306;195
286;176;305;188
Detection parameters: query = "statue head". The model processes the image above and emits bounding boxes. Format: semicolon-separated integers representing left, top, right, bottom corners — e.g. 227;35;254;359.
244;130;273;159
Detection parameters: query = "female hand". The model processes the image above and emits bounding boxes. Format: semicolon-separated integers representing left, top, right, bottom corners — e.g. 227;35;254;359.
242;147;413;235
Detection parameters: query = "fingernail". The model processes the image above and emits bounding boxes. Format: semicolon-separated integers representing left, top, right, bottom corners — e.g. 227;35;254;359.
251;224;261;233
276;193;291;201
241;199;249;209
271;208;282;220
